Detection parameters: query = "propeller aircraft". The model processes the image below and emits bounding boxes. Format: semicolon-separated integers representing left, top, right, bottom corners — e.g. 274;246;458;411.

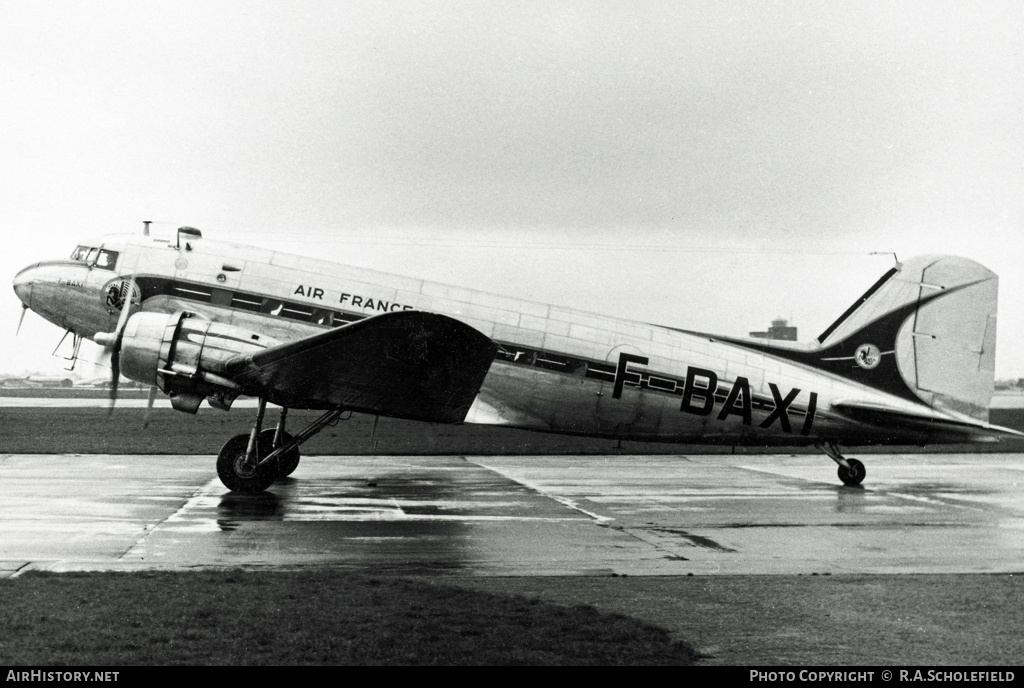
12;225;1020;493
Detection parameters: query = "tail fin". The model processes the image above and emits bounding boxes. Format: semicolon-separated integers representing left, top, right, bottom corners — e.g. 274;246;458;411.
817;255;997;421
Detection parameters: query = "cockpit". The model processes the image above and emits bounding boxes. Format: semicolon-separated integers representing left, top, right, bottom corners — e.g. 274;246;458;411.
70;245;119;270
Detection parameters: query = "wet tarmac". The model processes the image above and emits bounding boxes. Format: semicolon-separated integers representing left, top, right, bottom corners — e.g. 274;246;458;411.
0;452;1022;576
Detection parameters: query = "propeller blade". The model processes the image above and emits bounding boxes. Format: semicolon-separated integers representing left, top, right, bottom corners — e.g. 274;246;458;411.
16;305;27;336
142;386;158;429
105;278;137;414
108;339;120;413
113;281;134;334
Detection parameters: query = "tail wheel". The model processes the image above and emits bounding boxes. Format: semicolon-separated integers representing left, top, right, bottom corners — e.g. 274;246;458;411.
838;458;866;486
217;433;276;493
259;429;300;479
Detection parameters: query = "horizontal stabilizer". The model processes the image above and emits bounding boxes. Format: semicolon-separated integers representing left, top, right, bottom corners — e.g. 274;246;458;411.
832;399;1023;442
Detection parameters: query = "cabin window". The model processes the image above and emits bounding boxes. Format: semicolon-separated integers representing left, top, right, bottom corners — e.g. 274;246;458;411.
230;294;264;312
535;353;576;372
495;345;536;365
279;304;314;321
312;309;335;326
334;312;362;325
171;283;212;302
585;362;616;382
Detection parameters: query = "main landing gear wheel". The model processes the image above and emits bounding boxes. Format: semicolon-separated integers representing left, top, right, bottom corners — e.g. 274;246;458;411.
259;429;300;478
217;433;276;493
837;458;866;487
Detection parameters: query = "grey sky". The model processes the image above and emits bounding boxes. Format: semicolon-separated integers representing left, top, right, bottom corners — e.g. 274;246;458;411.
3;1;1022;377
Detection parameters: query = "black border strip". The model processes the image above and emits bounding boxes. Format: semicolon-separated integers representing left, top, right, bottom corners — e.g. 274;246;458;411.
816;266;899;344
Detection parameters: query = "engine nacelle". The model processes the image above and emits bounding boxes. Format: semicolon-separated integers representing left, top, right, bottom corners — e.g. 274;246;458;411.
119;311;278;413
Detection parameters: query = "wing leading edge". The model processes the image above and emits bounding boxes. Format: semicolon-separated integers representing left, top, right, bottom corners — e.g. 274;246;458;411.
224;311;496;423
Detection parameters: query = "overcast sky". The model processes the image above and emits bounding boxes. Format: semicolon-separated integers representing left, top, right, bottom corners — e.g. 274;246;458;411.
2;1;1022;379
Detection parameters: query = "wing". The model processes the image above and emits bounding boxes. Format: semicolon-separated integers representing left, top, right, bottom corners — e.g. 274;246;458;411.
224;311;496;423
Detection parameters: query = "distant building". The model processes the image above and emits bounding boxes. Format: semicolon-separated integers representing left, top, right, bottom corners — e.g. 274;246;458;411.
750;319;797;341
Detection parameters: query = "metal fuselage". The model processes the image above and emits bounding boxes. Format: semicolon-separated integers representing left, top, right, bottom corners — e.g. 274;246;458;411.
12;233;966;447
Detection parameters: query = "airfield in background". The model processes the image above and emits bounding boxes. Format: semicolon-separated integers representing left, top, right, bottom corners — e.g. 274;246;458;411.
2;381;1023;456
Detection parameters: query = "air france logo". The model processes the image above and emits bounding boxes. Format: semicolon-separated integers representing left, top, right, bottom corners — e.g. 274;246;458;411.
104;280;140;312
855;343;882;370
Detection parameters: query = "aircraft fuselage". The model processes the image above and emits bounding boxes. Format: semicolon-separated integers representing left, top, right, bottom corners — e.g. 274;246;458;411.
11;232;997;449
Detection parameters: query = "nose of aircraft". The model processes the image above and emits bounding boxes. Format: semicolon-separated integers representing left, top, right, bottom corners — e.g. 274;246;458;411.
12;263;37;308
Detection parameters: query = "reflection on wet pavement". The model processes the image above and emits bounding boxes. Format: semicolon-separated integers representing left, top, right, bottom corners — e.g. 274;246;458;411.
0;453;1021;575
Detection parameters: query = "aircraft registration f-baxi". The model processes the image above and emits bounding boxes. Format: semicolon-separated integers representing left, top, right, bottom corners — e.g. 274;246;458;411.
12;225;1019;492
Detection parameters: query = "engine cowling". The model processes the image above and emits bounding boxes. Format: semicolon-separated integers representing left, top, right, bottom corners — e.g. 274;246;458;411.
119;311;278;413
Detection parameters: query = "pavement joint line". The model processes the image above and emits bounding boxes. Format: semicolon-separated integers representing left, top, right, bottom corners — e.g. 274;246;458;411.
612;526;696;560
2;562;33;579
116;477;221;561
10;561;57;578
464;457;615;524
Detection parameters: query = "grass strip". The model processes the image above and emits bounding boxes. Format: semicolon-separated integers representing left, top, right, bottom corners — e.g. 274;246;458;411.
0;570;698;665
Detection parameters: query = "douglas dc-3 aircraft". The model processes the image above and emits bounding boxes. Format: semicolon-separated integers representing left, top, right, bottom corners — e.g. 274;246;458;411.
12;225;1020;493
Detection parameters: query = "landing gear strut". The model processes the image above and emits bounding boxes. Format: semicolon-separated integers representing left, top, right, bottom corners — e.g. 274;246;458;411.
216;399;343;493
817;441;866;487
260;407;300;479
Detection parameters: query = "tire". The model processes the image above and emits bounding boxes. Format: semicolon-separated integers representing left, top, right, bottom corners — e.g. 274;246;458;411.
838;458;866;486
216;433;277;493
259;429;300;478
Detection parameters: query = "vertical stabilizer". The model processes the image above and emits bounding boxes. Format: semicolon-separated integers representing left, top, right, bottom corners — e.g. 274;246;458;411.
816;255;997;421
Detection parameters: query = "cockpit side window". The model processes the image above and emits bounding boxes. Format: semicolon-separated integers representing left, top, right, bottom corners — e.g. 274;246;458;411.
69;245;119;269
95;249;119;270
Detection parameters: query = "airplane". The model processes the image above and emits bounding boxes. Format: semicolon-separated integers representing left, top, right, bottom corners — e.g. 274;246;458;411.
12;225;1021;493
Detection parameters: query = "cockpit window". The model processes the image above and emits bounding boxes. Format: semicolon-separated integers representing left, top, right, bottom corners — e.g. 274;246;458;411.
69;245;118;269
95;250;118;270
